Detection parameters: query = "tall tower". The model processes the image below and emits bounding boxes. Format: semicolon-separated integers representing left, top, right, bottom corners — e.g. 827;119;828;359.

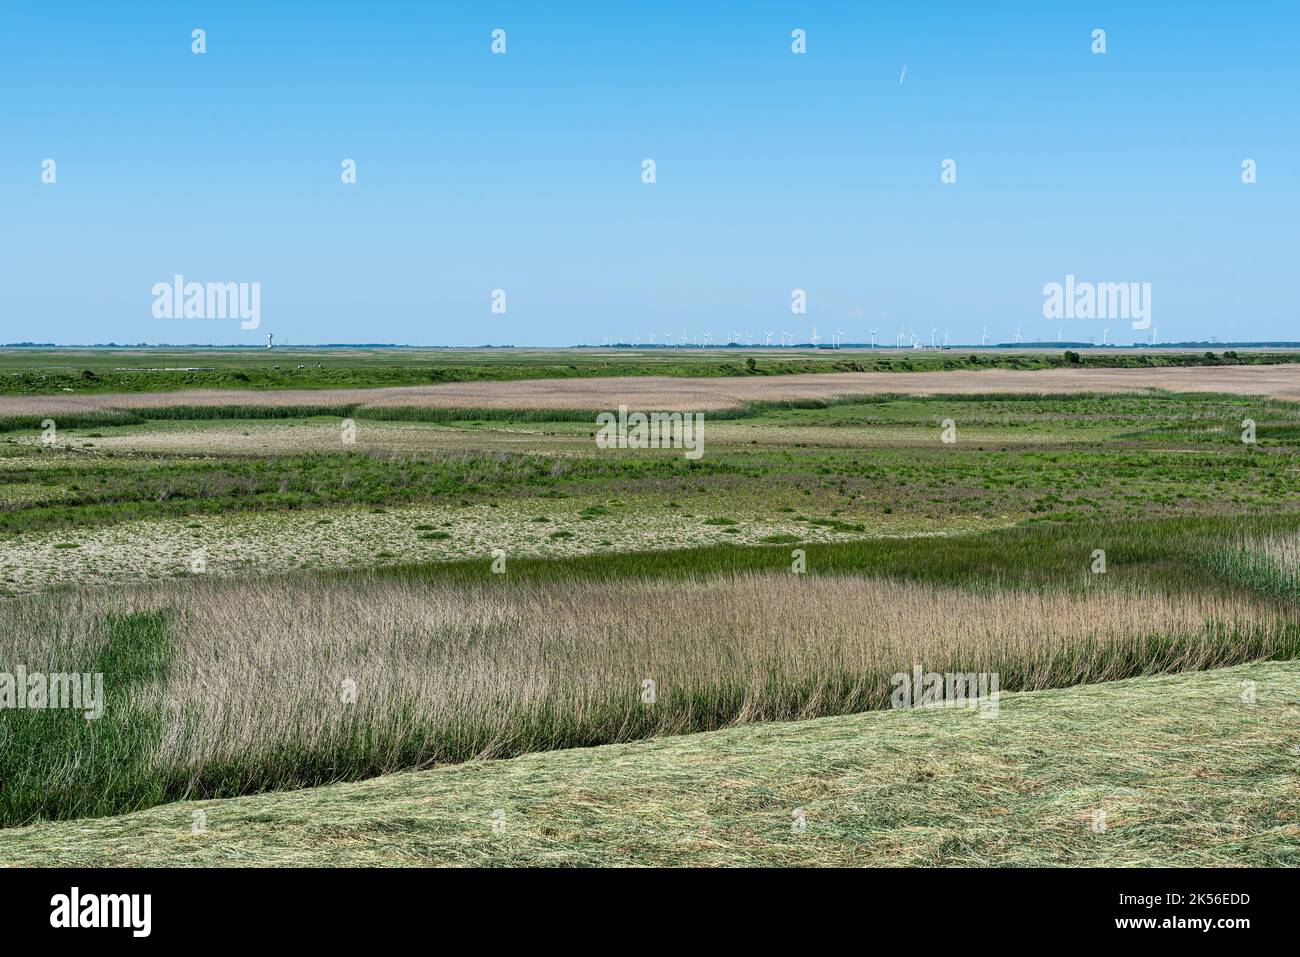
267;333;273;349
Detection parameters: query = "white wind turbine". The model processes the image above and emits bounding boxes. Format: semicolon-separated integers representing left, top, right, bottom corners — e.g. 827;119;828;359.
981;325;989;346
810;327;822;347
943;329;949;348
930;326;938;349
1102;327;1110;346
835;325;844;349
868;328;878;350
1150;325;1159;346
897;327;905;349
1013;325;1023;344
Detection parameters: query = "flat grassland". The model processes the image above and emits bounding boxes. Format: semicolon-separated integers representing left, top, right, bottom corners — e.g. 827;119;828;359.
1;351;1297;865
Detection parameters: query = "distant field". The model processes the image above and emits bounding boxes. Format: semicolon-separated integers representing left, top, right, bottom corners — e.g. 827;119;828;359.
2;345;1298;399
7;661;1296;867
7;362;1300;420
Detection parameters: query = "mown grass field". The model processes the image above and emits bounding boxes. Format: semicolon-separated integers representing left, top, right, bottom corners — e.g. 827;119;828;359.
1;354;1297;865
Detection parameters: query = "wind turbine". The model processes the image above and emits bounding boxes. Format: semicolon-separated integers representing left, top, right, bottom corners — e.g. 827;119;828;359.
868;328;877;350
930;326;938;349
1013;325;1023;344
942;329;949;348
680;329;688;346
1102;327;1110;346
981;325;988;346
1150;325;1159;346
764;331;774;346
896;328;904;349
810;327;821;347
835;325;844;349
1056;325;1062;343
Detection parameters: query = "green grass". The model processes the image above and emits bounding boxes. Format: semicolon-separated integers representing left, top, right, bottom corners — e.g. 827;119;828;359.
1208;536;1300;600
5;661;1296;866
0;611;172;825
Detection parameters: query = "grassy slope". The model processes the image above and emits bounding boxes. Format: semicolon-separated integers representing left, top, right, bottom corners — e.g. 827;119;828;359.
7;661;1297;867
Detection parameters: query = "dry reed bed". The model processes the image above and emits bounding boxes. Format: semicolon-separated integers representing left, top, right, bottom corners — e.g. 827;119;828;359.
4;571;1290;794
5;364;1300;415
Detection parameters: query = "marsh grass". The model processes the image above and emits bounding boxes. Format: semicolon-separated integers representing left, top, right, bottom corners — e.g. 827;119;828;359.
0;411;147;432
0;610;171;824
370;512;1300;594
1209;534;1300;599
1;568;1293;826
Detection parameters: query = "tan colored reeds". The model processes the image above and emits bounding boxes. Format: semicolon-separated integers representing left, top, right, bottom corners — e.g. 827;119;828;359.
5;570;1285;788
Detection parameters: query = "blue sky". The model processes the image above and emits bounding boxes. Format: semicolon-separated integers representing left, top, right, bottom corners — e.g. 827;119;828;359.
1;1;1296;346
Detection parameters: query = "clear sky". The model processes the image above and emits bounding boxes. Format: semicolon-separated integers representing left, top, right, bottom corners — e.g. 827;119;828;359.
1;1;1296;346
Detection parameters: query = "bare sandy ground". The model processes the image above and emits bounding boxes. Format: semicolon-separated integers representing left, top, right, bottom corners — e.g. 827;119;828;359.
5;364;1300;415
